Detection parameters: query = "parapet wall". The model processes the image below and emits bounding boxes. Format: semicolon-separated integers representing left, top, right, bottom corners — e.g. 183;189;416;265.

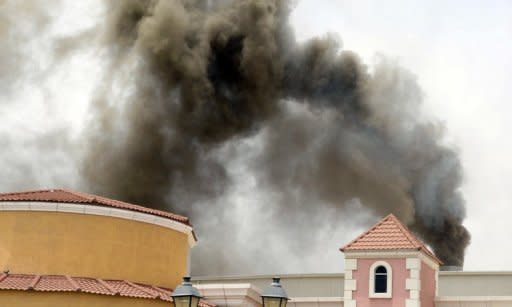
0;209;189;288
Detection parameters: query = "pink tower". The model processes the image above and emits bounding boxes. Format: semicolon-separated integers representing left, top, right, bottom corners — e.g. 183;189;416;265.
340;214;442;307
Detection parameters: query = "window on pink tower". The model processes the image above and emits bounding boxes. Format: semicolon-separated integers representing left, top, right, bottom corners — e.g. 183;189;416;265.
375;266;387;293
369;261;392;298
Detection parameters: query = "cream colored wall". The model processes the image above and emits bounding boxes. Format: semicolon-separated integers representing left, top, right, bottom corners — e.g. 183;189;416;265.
196;283;345;307
287;299;344;307
435;298;512;307
195;272;512;298
194;274;345;298
0;211;189;288
0;290;170;307
438;272;512;296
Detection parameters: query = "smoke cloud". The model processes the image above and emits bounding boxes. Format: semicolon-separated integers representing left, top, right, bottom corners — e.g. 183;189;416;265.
80;0;469;272
0;1;53;95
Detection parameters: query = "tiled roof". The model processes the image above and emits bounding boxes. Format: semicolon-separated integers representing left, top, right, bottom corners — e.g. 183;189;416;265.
340;214;442;264
0;188;190;226
0;272;214;306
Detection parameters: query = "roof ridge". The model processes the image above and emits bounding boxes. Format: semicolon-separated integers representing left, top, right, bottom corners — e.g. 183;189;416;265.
96;278;118;295
0;188;192;227
65;275;81;291
62;189;191;223
385;214;442;263
0;189;54;197
124;280;158;298
27;275;41;290
339;213;443;265
340;214;392;251
386;214;422;249
94;194;155;211
58;188;95;202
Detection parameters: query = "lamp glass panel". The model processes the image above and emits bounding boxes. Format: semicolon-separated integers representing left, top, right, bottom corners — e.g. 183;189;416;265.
174;296;191;307
280;298;287;307
263;297;281;307
191;296;200;307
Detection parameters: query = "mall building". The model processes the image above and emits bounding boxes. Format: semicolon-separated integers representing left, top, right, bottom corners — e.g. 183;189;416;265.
0;189;511;307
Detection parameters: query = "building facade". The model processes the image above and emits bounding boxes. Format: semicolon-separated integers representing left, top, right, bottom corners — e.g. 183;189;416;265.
1;189;511;306
0;189;207;306
194;215;512;307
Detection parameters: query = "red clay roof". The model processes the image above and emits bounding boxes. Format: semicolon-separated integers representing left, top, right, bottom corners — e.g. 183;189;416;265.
340;214;442;264
0;272;214;306
0;188;190;226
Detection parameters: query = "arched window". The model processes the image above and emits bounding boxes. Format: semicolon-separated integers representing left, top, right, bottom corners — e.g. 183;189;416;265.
369;261;392;298
374;266;387;293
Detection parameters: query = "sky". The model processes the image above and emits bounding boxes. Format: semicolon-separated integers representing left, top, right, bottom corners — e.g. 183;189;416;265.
288;0;512;270
1;0;512;272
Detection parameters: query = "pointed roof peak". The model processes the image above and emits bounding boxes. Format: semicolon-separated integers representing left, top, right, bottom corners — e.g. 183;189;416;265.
340;213;442;265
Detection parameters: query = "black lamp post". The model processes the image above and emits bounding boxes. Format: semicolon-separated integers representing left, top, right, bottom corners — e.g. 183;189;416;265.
171;277;202;307
261;277;289;307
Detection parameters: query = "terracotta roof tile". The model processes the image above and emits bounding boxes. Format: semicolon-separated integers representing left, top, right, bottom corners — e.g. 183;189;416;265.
0;273;214;306
0;188;190;226
34;275;75;292
150;285;174;300
0;274;34;290
75;277;111;295
107;280;151;299
125;280;160;298
340;214;442;264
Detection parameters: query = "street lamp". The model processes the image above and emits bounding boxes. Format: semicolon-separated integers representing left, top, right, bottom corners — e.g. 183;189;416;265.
171;277;202;307
261;277;289;307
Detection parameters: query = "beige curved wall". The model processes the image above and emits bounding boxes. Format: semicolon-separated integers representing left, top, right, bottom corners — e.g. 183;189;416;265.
0;291;170;307
0;210;189;288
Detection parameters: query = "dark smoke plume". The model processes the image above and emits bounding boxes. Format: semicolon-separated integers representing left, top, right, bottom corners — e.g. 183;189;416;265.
83;0;470;272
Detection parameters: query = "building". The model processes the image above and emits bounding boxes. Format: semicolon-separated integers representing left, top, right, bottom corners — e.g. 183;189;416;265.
0;189;511;306
194;214;512;307
0;188;211;307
